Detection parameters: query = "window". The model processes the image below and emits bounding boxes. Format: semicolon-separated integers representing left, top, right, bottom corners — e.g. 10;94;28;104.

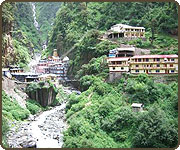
149;70;151;73
150;65;152;67
117;61;122;64
136;65;139;67
157;58;160;61
156;70;160;73
171;70;174;73
171;58;175;61
157;64;160;67
146;58;149;62
112;61;115;64
131;29;134;31
121;67;124;70
170;64;173;67
138;59;141;62
136;70;139;73
113;67;115;70
147;65;149;67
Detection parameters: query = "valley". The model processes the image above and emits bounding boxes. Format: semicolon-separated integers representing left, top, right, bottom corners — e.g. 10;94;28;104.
2;2;178;148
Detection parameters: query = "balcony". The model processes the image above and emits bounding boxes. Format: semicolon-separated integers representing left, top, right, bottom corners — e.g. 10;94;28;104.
131;66;176;70
108;64;128;67
130;61;177;64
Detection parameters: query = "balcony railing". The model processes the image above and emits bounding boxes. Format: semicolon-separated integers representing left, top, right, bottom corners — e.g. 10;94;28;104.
131;66;176;70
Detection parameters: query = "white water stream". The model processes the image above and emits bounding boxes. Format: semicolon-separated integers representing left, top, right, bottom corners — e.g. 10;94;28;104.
28;102;67;148
31;2;39;31
7;101;67;148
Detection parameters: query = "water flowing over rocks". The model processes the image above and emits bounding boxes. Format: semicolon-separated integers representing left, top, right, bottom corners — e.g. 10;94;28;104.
31;2;39;31
7;101;67;148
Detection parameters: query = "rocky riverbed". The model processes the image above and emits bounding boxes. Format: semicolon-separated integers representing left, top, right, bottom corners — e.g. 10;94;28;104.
7;101;67;148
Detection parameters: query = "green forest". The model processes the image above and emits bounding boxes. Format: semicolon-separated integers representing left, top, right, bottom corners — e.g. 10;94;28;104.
2;2;178;148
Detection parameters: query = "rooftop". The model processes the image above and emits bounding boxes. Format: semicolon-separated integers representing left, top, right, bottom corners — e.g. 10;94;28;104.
131;103;143;108
107;57;130;61
111;24;145;29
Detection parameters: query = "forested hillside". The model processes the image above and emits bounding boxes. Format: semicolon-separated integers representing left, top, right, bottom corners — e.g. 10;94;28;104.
2;2;178;148
35;2;61;44
2;2;61;68
44;2;178;148
46;2;178;75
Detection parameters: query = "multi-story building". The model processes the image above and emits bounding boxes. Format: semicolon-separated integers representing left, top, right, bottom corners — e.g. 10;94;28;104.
104;24;145;39
36;60;48;74
109;47;135;58
130;55;178;74
49;63;65;78
107;57;130;81
107;54;178;81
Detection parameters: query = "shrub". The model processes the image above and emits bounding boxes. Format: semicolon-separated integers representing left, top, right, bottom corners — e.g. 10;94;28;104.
26;99;43;115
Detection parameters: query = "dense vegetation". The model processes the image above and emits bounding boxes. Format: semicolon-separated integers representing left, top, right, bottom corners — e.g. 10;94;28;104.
2;91;30;147
44;2;179;148
64;74;178;148
45;2;178;75
35;2;61;43
2;2;39;68
2;2;178;148
2;2;61;68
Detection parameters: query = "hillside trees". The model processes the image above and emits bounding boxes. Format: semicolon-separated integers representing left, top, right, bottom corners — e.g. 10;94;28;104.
35;2;61;43
64;74;178;148
133;105;178;148
47;2;178;76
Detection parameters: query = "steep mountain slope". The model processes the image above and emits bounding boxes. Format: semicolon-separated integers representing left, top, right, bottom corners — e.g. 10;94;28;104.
2;2;16;67
2;2;61;68
44;2;178;148
46;2;178;75
35;2;61;45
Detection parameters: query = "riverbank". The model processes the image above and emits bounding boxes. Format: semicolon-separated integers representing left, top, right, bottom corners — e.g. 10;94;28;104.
6;85;77;148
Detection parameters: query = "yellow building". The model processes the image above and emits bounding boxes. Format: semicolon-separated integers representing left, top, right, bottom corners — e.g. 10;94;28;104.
130;55;178;74
107;54;178;81
105;24;145;39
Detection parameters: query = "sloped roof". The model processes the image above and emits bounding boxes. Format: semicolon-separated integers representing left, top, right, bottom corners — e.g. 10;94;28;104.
107;57;130;61
131;103;143;107
63;56;69;61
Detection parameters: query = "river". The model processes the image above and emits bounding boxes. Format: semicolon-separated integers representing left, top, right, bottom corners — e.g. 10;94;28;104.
7;87;76;148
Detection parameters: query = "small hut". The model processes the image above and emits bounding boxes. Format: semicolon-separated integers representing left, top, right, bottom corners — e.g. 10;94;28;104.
131;103;144;112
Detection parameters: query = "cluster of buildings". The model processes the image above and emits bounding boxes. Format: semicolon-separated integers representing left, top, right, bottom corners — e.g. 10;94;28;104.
107;47;178;81
2;49;70;82
105;23;178;111
36;49;69;79
106;24;178;81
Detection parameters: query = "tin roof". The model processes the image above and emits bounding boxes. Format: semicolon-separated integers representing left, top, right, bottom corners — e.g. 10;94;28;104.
131;103;143;107
107;57;130;61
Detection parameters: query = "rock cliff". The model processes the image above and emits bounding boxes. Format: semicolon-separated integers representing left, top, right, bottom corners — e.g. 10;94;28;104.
26;81;58;107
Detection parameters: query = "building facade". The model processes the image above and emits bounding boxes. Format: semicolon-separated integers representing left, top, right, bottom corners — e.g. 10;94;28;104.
107;54;178;80
104;24;145;39
130;55;178;74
